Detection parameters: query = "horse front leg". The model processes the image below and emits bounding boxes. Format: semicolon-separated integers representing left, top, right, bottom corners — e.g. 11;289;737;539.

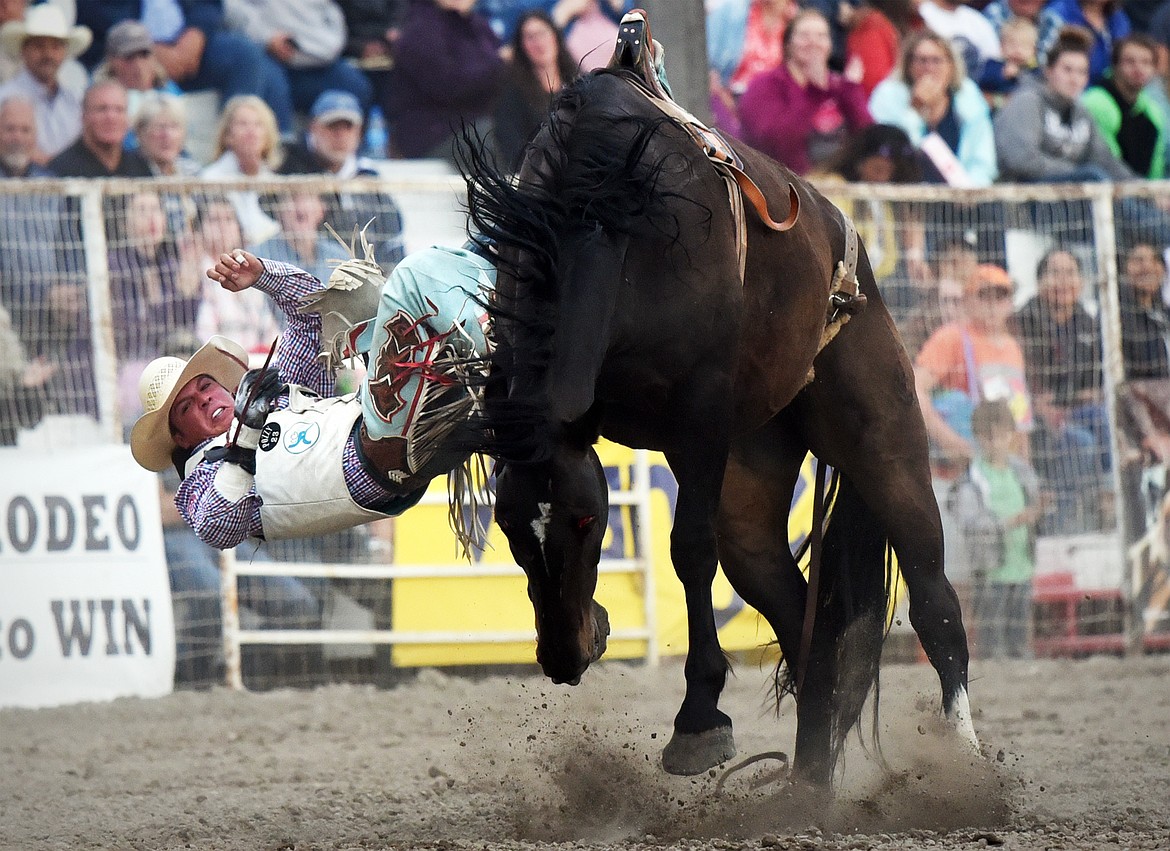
660;447;736;776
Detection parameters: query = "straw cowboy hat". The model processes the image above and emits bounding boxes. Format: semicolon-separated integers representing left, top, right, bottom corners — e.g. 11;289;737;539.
0;5;92;60
130;336;249;472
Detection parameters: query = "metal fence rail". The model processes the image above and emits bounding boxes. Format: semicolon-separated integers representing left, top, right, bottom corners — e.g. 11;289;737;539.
218;450;658;689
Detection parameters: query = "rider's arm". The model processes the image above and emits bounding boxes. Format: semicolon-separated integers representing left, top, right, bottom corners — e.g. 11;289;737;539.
174;457;264;550
252;258;334;396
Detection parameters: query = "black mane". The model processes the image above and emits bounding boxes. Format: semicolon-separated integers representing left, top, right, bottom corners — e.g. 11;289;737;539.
461;70;696;463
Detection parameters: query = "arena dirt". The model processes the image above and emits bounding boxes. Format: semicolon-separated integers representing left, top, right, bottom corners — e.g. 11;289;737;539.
2;654;1168;850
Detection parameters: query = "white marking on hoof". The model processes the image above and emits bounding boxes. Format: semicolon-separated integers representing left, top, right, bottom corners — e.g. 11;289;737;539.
947;686;980;754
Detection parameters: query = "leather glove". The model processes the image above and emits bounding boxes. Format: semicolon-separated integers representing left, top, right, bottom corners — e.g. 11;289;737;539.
232;367;286;451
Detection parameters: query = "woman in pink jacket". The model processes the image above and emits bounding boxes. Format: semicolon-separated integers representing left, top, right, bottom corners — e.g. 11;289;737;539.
738;8;872;175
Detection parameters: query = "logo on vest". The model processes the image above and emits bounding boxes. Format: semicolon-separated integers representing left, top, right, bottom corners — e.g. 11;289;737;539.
283;422;320;454
259;422;281;452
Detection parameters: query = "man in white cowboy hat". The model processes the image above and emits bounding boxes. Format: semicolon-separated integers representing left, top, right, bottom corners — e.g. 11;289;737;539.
0;3;91;160
129;242;493;551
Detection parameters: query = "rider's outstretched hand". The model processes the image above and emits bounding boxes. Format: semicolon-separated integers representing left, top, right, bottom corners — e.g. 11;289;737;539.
208;249;264;292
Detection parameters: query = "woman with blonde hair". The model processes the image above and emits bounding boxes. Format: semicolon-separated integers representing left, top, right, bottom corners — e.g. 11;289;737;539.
199;95;282;245
135;92;200;177
135;92;200;240
869;29;997;187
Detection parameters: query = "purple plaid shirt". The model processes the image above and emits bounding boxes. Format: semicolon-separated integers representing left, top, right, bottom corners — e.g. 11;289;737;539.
175;260;395;549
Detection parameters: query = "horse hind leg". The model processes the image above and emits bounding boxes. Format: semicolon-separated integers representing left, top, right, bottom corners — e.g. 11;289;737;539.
719;433;892;786
798;273;980;757
807;410;979;756
857;461;979;753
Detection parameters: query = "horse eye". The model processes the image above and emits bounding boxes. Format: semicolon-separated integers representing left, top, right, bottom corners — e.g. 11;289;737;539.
576;515;596;531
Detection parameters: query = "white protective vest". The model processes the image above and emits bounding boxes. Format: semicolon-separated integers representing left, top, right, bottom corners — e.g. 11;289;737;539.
247;385;395;539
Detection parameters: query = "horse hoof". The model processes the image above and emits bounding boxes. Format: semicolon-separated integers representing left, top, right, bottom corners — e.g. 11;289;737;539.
946;686;981;755
661;726;736;775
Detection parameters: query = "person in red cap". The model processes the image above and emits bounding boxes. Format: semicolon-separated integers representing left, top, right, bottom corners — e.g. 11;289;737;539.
913;263;1034;477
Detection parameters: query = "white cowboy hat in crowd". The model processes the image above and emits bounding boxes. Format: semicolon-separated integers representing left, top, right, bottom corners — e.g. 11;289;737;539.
130;336;249;472
0;5;92;60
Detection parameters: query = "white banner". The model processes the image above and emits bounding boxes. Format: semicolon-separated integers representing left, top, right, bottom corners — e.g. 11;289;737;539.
0;445;175;708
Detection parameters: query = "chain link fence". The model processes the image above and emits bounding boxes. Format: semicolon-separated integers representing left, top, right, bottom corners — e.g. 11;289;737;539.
2;176;1167;690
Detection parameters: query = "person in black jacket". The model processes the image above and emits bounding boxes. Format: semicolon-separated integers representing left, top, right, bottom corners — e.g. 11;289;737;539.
48;80;150;177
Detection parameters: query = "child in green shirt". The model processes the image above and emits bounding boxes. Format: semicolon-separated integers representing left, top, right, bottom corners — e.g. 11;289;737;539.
948;400;1044;658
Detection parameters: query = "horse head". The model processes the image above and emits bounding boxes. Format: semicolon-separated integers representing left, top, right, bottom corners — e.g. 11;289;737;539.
494;441;612;685
463;72;684;686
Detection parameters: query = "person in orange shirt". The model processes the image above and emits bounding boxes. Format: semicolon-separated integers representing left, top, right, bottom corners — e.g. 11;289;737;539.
914;264;1033;477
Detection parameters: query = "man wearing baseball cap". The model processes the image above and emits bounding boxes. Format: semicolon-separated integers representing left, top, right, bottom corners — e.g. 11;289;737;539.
279;89;405;275
130;241;494;551
94;20;183;121
914;263;1033;477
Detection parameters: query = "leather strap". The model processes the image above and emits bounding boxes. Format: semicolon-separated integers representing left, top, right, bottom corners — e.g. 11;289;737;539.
795;458;828;701
842;214;859;294
622;75;800;236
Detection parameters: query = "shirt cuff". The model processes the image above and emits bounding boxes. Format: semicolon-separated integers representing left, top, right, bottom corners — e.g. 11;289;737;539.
213;463;255;502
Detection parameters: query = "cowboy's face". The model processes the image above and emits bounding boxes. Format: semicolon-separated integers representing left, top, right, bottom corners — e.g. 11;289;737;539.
169;375;234;450
21;36;67;86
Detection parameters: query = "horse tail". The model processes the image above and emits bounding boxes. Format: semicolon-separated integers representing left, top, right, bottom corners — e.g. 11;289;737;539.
818;470;894;770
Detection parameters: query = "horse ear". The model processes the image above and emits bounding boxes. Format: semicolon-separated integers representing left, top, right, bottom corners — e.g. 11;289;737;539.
547;226;629;424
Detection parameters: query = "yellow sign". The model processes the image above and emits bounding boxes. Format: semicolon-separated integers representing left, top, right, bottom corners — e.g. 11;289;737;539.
391;441;823;667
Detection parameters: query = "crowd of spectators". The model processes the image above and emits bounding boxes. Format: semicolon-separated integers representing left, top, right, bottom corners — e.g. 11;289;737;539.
0;1;637;178
0;0;641;450
710;0;1170;518
709;0;1170;194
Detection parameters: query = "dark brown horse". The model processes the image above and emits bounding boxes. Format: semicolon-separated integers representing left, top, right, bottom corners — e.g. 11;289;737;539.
465;66;978;784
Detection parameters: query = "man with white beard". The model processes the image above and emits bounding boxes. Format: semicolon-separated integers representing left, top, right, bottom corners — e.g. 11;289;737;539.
0;92;49;177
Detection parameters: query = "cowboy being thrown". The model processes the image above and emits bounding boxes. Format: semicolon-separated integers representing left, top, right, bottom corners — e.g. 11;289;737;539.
130;13;681;550
129;239;494;549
